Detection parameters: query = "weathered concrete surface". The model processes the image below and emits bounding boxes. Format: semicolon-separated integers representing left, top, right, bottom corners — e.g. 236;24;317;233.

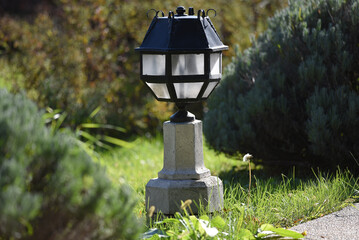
290;203;359;240
146;119;224;215
158;120;211;180
146;176;223;215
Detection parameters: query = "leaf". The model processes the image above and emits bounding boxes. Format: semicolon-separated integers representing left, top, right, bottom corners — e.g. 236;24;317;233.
80;123;126;132
211;215;226;230
77;131;112;150
189;215;206;235
257;231;275;238
102;135;133;148
235;205;245;229
179;217;191;231
141;228;168;239
52;112;67;133
260;224;275;231
156;218;180;225
178;230;190;239
19;218;33;236
272;228;304;239
189;215;198;223
89;106;101;118
166;230;176;237
199;215;210;221
42;109;62;122
237;229;255;240
260;224;304;239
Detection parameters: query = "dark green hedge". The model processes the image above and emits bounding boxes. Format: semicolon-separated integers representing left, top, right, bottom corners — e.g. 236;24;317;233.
204;0;359;170
0;89;142;239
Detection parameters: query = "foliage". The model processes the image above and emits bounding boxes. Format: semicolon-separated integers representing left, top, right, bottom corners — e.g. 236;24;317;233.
0;89;142;240
204;0;359;170
142;202;304;239
139;170;358;239
43;106;133;151
100;136;239;195
99;137;359;237
222;169;359;229
0;0;286;135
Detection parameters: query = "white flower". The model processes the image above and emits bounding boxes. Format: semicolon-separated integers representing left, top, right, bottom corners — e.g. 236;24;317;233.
199;219;219;237
243;153;253;162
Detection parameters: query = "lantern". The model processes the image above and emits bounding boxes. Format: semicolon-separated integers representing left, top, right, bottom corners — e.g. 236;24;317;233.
136;6;228;122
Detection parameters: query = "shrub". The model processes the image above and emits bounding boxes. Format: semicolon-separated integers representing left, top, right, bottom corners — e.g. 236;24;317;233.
204;0;359;170
0;89;142;240
0;0;287;135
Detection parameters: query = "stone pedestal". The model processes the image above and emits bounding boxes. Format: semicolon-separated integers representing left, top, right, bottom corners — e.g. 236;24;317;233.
146;120;223;215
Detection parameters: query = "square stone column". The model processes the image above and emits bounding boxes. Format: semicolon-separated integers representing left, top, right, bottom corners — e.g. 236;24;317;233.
158;120;211;180
146;120;223;215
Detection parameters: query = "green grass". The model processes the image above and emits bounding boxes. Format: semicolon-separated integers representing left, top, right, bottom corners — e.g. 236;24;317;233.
98;136;359;239
100;137;164;195
99;136;240;214
99;135;240;191
223;171;358;232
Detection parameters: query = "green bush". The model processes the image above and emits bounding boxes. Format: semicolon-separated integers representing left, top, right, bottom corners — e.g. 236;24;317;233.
204;0;359;170
0;89;142;239
0;0;286;135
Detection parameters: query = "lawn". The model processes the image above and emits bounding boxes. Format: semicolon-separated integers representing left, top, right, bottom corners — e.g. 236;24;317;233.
98;136;359;239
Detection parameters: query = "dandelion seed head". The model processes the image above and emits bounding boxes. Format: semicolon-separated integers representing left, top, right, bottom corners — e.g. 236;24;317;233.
180;199;192;210
147;206;155;218
243;153;253;162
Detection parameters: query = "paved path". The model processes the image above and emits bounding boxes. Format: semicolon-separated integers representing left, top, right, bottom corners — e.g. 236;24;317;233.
290;203;359;240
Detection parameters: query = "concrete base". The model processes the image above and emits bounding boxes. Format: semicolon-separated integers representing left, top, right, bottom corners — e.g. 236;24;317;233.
146;176;223;215
145;120;224;215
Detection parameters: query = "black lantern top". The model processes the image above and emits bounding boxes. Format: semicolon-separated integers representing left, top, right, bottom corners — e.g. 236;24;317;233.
136;6;228;53
136;6;228;122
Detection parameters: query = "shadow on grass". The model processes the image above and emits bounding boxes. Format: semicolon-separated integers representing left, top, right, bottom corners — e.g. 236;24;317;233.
217;163;343;190
217;164;358;229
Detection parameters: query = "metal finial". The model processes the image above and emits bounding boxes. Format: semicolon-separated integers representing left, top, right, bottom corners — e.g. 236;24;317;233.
176;6;186;16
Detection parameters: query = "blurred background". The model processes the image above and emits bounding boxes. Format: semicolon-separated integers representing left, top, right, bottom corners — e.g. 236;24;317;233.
0;0;286;137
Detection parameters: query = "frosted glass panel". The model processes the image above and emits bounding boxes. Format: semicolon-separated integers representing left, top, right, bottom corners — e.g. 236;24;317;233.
174;82;203;99
172;54;204;75
143;54;165;75
210;53;221;78
146;83;170;99
202;82;218;98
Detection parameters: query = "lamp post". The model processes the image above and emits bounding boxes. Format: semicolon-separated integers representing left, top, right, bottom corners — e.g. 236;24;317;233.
136;6;228;215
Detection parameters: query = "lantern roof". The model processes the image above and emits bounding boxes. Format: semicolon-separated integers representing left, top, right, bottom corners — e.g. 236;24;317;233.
136;6;228;53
